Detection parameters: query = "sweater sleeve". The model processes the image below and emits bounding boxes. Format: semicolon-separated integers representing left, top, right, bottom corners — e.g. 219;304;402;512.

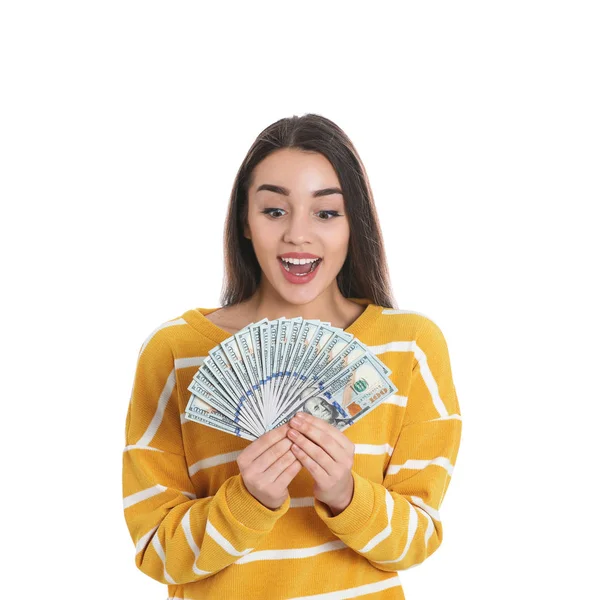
122;328;290;585
313;317;462;571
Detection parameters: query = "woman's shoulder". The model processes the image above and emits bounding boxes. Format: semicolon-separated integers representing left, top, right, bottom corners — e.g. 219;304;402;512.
203;304;247;334
378;305;449;340
140;300;256;349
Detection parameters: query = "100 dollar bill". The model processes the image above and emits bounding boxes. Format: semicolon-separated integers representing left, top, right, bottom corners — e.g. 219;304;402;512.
273;353;398;431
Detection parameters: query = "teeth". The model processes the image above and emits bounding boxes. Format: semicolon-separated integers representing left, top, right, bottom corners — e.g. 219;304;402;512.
280;258;321;275
280;257;320;265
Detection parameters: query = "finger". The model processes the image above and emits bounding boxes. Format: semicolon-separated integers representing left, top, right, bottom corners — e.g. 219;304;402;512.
289;415;347;463
288;430;336;475
291;442;329;482
263;449;299;482
304;412;354;452
299;413;354;453
274;456;303;488
240;425;290;464
252;437;293;473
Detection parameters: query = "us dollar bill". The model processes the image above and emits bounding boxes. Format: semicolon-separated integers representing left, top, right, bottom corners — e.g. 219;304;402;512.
274;319;318;407
276;324;353;414
185;394;256;440
208;343;265;436
188;374;258;436
231;325;266;428
273;352;398;430
184;316;395;437
273;317;304;407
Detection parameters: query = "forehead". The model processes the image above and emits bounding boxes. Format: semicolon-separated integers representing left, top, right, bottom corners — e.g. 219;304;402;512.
250;148;340;191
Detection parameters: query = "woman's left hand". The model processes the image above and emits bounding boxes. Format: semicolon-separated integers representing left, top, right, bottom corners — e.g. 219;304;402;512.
287;412;355;515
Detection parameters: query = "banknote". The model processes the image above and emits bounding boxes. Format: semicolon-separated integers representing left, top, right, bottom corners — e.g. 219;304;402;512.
184;317;396;439
273;352;399;430
185;394;255;440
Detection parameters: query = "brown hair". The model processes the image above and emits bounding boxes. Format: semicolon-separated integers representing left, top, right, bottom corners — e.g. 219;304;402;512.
220;113;397;309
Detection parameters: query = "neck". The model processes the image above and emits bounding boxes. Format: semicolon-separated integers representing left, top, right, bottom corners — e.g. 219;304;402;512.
242;282;365;330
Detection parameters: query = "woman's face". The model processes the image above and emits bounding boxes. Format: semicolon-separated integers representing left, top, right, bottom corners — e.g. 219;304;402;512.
244;148;350;305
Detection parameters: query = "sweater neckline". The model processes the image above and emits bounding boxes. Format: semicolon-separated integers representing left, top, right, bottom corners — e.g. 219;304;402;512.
182;297;381;344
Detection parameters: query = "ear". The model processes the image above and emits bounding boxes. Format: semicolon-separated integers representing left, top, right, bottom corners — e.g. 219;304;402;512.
243;222;251;240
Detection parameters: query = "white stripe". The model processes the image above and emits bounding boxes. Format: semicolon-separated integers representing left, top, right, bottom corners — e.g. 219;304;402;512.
359;489;394;553
374;503;420;564
135;525;158;555
413;343;449;417
382;394;407;406
181;508;211;576
373;338;451;418
235;540;346;564
124;484;167;509
206;519;253;557
188;444;396;473
354;443;393;456
137;369;177;446
422;506;435;547
139;318;187;357
387;456;454;476
124;484;196;509
189;450;242;476
368;339;416;355
290;496;314;508
151;534;176;584
410;495;440;521
287;574;401;599
180;489;197;500
123;444;164;453
175;355;206;370
381;308;431;319
426;413;462;422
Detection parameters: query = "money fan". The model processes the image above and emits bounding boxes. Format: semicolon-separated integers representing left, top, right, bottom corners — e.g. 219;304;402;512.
184;316;398;440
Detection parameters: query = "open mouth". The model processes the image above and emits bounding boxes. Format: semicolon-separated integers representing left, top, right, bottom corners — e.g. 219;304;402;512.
278;257;323;276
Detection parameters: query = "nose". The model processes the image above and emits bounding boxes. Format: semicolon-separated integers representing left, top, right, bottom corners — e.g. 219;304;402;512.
282;210;311;245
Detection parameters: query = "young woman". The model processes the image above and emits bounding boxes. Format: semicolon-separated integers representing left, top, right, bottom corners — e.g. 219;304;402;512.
122;114;462;600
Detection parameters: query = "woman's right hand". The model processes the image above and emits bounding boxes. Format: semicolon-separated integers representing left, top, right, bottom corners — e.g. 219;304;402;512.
236;424;302;510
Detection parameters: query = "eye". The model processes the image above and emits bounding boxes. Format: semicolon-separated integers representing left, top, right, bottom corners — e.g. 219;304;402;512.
316;210;342;220
261;208;286;218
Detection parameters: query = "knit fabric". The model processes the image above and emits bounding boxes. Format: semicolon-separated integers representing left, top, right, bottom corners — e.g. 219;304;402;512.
122;298;462;599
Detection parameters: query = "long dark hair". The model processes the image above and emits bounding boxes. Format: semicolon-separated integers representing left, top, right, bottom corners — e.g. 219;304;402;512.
220;113;397;309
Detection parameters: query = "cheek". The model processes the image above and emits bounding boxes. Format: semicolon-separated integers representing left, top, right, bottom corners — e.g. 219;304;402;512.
247;218;277;254
324;224;350;256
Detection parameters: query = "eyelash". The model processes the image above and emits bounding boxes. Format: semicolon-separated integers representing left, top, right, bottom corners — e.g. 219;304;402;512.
261;208;343;220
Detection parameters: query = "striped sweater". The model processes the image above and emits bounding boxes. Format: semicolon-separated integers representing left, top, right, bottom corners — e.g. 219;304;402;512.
122;298;462;599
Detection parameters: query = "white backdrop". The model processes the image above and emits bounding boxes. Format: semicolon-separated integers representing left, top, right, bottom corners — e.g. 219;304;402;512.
2;1;596;598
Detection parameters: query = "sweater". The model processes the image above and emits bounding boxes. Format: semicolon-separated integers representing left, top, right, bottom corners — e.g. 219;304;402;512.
122;297;462;600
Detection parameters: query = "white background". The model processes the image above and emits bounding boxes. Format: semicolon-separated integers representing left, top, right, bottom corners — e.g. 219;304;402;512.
2;1;596;598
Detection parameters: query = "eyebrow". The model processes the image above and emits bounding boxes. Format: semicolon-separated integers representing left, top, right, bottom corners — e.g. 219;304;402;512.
256;183;343;197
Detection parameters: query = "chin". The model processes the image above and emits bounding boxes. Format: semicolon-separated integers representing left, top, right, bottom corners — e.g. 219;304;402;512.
278;284;322;304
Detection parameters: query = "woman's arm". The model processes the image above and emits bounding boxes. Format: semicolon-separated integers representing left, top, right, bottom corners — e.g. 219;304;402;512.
122;329;295;585
289;317;462;571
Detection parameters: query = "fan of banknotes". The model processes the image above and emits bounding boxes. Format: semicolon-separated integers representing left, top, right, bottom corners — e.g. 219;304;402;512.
184;316;398;440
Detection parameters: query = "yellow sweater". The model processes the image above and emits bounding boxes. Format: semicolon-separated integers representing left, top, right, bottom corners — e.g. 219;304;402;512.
122;298;462;599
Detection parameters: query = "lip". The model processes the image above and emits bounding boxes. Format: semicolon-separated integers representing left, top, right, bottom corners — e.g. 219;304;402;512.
278;252;322;260
277;256;322;285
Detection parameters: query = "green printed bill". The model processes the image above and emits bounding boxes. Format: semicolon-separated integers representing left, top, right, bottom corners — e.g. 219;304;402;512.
184;317;398;440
